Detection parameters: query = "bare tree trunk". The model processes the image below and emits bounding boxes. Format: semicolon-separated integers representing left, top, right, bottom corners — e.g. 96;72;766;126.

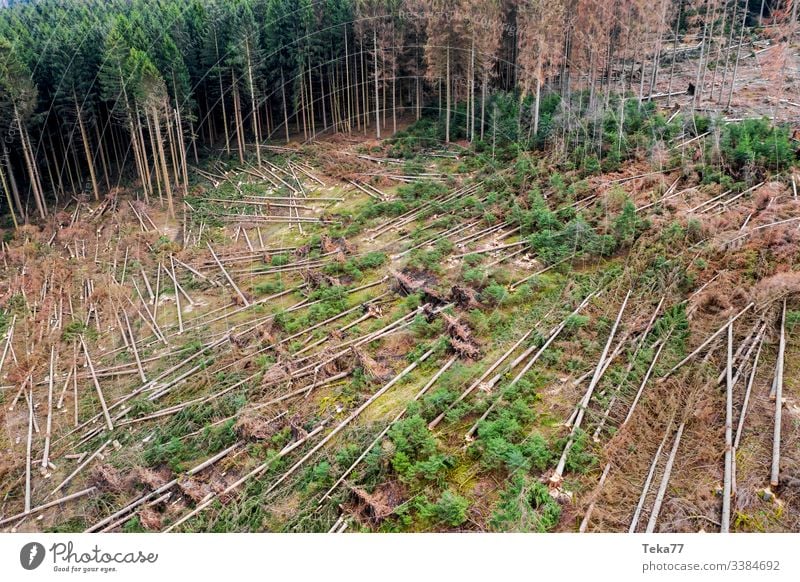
280;70;290;143
361;39;368;133
469;39;475;142
0;155;18;228
174;108;190;195
480;71;487;141
215;31;230;155
42;346;55;469
16;109;47;218
727;3;748;108
392;43;397;135
233;78;246;162
25;388;33;513
645;422;686;533
416;40;422;121
129;116;148;203
692;1;714;109
649;0;670;96
344;25;353;133
245;38;261;166
374;29;380;139
533;71;542;139
709;0;731;102
136;108;153;198
93;122;110;191
667;0;684;106
75;94;100;201
445;45;451;142
145;109;163;204
299;63;308;140
165;102;181;189
308;56;316;139
4;148;25;222
152;106;175;218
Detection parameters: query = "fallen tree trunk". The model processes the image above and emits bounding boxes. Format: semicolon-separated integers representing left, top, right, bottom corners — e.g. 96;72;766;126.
260;344;439;499
721;324;733;533
50;439;111;497
734;331;764;449
207;241;249;306
629;421;675;533
0;487;96;529
428;328;535;430
645;421;685;533
771;299;786;488
553;291;631;483
41;346;55;469
320;355;457;503
161;424;327;532
662;303;754;379
80;336;114;431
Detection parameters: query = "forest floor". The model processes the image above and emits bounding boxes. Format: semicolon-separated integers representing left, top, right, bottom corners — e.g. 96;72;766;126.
2;40;800;533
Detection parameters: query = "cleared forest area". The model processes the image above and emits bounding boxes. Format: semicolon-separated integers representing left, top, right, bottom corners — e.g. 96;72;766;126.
0;0;799;533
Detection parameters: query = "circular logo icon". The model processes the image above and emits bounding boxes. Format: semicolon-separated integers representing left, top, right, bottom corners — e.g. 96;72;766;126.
20;542;46;570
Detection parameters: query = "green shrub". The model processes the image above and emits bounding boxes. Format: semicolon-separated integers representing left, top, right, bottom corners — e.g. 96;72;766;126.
785;310;800;332
561;429;597;474
482;283;508;305
718;118;793;178
489;474;561;532
613;198;646;247
62;321;96;342
388;415;452;485
424;490;469;527
270;254;290;266
253;280;285;295
462;267;486;286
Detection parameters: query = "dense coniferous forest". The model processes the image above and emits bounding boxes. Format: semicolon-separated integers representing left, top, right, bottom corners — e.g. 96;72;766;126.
0;0;795;224
0;0;799;535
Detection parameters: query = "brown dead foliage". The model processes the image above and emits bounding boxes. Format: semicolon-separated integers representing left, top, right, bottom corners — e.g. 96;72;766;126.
753;271;800;306
697;291;731;315
303;269;341;289
320;234;354;255
232;290;254;307
450;338;480;359
391;270;447;304
178;477;212;504
138;507;163;530
348;481;405;524
352;345;391;380
442;313;480;359
261;361;293;387
131;466;171;491
450;285;480;309
391;270;422;296
315;148;373;181
235;410;286;441
89;464;125;493
757;225;800;266
579;377;694;532
376;332;416;363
